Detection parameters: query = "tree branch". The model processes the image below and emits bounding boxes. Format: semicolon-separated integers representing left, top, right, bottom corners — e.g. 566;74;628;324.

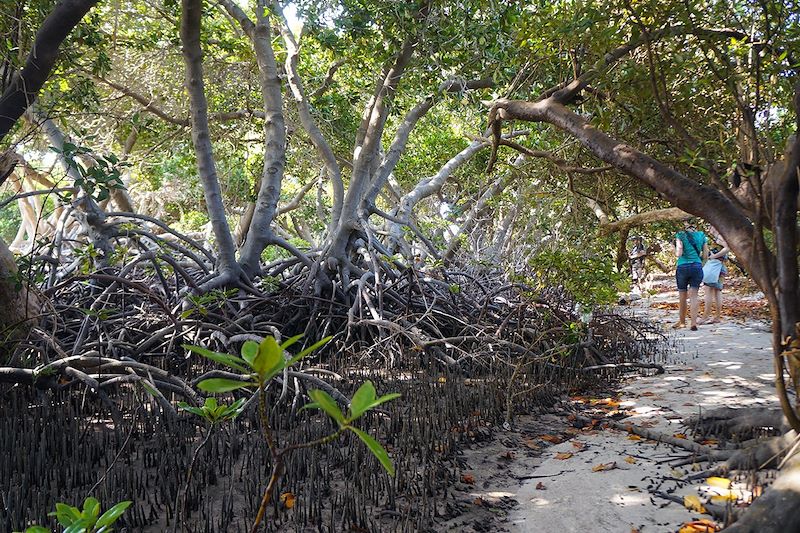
0;0;100;142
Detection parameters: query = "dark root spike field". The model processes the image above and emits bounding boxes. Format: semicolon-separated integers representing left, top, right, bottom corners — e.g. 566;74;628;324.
0;242;669;532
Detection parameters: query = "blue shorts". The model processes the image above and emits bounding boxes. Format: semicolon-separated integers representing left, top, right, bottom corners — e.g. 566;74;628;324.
705;280;723;290
676;263;703;291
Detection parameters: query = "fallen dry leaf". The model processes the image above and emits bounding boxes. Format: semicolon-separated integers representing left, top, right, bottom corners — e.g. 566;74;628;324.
592;462;616;472
541;435;563;444
589;397;621;408
555;452;574;460
627;434;643;441
535;482;546;490
461;473;475;485
280;492;296;509
624;456;637;464
639;392;655;397
701;438;719;446
523;438;541;450
572;441;586;450
678;519;719;532
709;492;738;504
673;433;688;440
683;494;707;514
671;468;686;479
473;497;484;506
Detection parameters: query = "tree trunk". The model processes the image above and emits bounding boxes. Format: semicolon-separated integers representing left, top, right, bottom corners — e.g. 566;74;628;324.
273;3;342;235
219;0;288;278
489;97;769;291
180;0;240;280
443;155;522;262
0;236;39;349
0;0;100;144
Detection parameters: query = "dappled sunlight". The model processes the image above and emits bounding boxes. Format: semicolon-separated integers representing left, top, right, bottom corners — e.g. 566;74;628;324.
470;491;517;500
625;405;667;417
707;361;743;369
525;497;553;506
610;492;651;506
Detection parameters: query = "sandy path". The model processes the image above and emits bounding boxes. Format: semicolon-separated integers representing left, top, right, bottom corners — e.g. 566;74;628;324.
507;291;776;532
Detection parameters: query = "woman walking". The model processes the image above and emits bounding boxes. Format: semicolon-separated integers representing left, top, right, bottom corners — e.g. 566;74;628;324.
673;219;708;331
700;229;729;324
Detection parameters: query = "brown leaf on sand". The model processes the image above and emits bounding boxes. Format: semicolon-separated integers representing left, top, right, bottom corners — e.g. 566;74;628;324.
624;456;637;464
461;473;475;485
555;452;574;460
523;438;541;450
541;435;562;444
592;462;617;472
683;494;707;513
678;519;719;532
572;441;586;450
535;482;546;490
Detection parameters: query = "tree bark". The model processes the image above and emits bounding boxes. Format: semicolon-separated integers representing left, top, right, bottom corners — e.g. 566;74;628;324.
181;0;240;279
325;39;416;266
0;0;100;144
386;138;490;254
272;2;343;235
599;207;692;235
489;97;768;290
0;235;38;347
219;0;287;278
443;155;523;262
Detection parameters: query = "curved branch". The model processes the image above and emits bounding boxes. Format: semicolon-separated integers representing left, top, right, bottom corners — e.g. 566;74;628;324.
598;207;691;235
0;0;100;142
181;0;240;277
488;97;765;287
272;2;343;231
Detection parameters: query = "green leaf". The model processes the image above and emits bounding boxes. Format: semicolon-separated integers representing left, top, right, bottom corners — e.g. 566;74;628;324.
255;336;284;379
286;336;332;367
197;378;254;393
177;403;206;418
220;398;245;419
349;426;394;476
370;393;402;410
24;527;50;533
348;381;377;421
298;401;320;412
82;497;101;519
348;382;400;422
63;519;93;533
241;340;259;366
280;333;304;350
52;503;81;526
204;397;218;410
183;344;249;372
96;501;132;528
307;389;345;425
